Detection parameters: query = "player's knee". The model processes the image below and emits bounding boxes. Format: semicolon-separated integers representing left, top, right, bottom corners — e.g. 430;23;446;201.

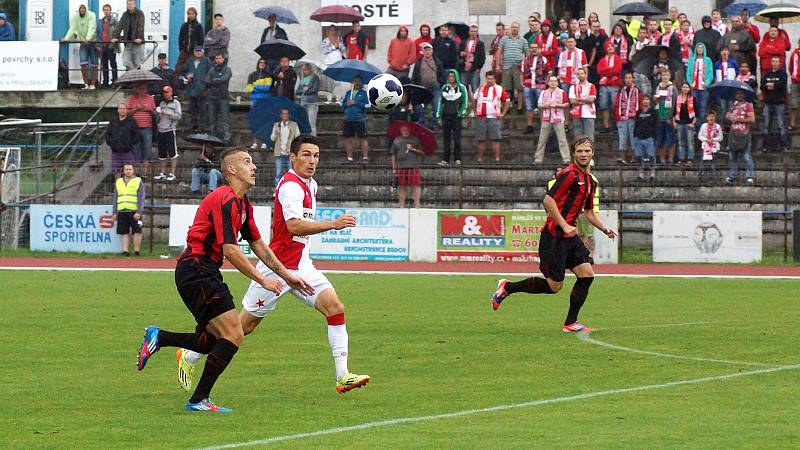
326;301;345;317
549;280;564;293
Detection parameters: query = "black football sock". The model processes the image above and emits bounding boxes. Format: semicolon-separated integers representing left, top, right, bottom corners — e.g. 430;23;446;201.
505;277;555;295
189;338;239;403
565;277;594;325
157;330;218;353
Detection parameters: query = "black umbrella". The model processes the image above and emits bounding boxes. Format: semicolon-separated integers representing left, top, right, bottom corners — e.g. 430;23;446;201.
435;22;470;40
613;2;664;16
183;133;226;146
116;69;163;85
709;80;757;102
631;45;682;75
402;84;433;105
254;39;306;61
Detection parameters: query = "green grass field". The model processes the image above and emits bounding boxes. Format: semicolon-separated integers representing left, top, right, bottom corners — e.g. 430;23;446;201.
2;271;799;449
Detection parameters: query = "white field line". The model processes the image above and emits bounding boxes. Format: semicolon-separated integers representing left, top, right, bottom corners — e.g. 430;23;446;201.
590;320;723;331
1;266;799;279
195;364;800;450
577;332;774;367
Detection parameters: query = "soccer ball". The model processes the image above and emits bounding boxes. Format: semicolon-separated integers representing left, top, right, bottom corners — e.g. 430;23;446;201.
367;74;403;110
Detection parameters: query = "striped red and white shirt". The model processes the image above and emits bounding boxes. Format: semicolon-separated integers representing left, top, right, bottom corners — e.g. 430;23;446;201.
569;82;597;119
271;170;317;270
544;163;596;238
473;84;510;118
557;48;587;86
538;88;569;123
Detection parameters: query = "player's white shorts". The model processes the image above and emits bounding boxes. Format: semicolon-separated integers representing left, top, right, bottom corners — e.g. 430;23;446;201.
242;262;333;318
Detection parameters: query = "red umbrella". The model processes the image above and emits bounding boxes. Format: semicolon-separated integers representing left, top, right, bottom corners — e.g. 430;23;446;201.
387;121;438;156
310;5;364;23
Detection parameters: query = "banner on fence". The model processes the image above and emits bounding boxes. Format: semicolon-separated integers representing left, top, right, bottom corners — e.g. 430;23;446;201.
436;210;547;263
310;208;409;261
0;41;59;91
168;204;272;257
30;204;121;253
653;211;762;263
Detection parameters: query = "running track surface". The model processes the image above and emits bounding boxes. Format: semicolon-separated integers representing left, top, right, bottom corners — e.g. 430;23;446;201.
1;257;799;277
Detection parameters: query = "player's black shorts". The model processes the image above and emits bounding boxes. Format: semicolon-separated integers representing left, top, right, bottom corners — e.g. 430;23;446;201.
342;121;368;138
157;130;178;160
538;231;593;282
116;211;142;234
175;257;235;332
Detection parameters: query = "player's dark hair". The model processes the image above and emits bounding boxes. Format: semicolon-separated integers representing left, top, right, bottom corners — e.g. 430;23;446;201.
290;135;320;155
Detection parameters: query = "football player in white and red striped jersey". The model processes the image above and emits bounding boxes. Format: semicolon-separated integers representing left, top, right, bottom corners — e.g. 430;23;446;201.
178;135;370;394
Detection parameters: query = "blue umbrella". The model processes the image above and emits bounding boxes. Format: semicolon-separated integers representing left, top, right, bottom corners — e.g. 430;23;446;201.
322;59;382;83
253;6;299;24
724;0;767;17
247;96;311;143
708;79;756;102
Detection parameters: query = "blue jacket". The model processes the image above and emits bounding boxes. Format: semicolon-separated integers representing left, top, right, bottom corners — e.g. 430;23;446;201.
686;43;714;90
713;58;740;82
0;12;15;41
342;88;369;122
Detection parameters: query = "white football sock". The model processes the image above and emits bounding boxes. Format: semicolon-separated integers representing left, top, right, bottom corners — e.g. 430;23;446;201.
327;324;349;380
184;349;203;364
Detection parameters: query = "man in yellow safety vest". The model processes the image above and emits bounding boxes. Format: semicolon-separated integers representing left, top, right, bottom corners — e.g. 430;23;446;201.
113;163;145;256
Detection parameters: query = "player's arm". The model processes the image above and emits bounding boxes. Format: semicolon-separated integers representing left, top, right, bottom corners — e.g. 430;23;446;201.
222;243;282;294
582;209;617;239
543;194;575;237
286;214;356;237
248;238;314;296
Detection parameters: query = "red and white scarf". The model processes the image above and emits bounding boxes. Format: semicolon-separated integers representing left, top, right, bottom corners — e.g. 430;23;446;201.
679;30;694;63
558;48;584;85
612;35;629;61
617;85;639;120
659;31;673;47
465;38;478;71
692;58;706;90
702;123;721;160
674;93;695;119
475;84;505;118
570;82;596;118
541;88;566;123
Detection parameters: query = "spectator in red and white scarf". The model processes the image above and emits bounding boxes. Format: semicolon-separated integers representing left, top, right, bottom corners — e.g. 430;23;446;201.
676;20;694;65
569;67;597;142
608;23;632;65
536;19;558;71
615;72;640;164
490;22;507;77
673;81;696;164
643;19;662;46
521;41;549;134
556;37;587;90
471;71;510;163
710;9;727;36
458;25;485;94
788;39;800;130
534;74;571;165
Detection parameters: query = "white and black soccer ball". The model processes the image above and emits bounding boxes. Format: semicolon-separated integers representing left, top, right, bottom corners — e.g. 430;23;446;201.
367;74;403;110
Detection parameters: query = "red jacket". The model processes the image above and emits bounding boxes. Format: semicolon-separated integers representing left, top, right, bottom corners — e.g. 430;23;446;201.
789;49;800;83
597;54;623;88
758;35;789;71
536;31;559;71
745;22;760;44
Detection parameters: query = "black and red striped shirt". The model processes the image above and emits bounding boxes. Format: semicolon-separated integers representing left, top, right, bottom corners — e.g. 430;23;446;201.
179;185;262;267
543;163;596;238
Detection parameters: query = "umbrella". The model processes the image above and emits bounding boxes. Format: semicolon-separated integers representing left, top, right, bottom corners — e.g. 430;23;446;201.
402;84;434;105
183;133;226;146
116;69;163;85
254;39;306;60
724;0;767;18
755;3;800;23
708;79;757;102
310;5;363;23
322;59;382;83
631;45;682;75
247;96;311;143
613;2;664;16
434;22;470;40
387;121;437;156
253;5;299;24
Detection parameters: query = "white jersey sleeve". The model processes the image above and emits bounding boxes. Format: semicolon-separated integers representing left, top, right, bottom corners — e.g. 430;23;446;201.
277;182;306;222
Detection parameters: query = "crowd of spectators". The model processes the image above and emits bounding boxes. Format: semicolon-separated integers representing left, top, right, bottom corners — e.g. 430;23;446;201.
4;3;800;201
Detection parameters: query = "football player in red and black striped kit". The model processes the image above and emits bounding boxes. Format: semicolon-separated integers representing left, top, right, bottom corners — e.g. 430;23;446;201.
490;136;617;332
135;148;313;413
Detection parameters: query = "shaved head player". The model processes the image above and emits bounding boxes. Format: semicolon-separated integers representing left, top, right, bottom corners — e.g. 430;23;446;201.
177;135;370;394
135;148;313;413
490;136;617;332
